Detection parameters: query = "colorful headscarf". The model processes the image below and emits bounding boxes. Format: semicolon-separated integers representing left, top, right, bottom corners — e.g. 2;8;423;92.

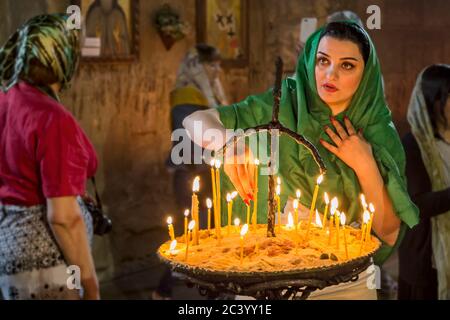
217;21;419;265
0;14;80;95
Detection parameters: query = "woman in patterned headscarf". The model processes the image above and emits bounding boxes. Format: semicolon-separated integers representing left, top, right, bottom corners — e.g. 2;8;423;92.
0;14;99;300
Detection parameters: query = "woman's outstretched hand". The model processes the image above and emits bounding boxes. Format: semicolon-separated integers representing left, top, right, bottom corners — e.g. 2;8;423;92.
223;144;255;205
320;116;375;174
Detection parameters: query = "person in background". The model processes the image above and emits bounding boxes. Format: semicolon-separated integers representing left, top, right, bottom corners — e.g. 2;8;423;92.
0;14;99;300
398;64;450;300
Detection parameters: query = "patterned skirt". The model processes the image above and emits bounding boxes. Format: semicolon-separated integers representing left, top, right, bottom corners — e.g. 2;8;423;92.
0;198;93;300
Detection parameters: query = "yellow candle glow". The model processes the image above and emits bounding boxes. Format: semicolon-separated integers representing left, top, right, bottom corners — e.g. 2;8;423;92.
214;160;222;236
321;192;330;229
306;175;324;240
293;199;299;232
296;189;301;200
359;211;371;255
227;193;232;235
315;209;323;228
276;184;281;230
240;224;249;266
168;239;179;256
191;176;200;245
210;160;218;236
167;216;175;241
340;213;349;260
335;211;340;250
328;209;335;245
252;159;260;229
183;209;189;245
246;203;251;225
286;211;294;230
206;198;212;233
366;203;375;242
185;220;195;261
360;194;368;210
234;218;240;233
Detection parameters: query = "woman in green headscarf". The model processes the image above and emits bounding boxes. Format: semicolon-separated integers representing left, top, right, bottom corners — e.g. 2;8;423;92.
0;14;99;299
184;21;419;299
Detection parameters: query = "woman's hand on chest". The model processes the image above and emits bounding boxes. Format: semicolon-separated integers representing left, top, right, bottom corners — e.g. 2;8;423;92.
320;116;375;174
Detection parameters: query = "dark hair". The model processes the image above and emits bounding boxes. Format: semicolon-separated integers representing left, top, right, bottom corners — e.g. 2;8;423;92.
22;58;59;86
196;43;221;63
421;64;450;131
319;22;370;64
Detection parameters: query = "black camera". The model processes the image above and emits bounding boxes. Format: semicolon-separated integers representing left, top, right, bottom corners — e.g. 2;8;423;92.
82;196;112;236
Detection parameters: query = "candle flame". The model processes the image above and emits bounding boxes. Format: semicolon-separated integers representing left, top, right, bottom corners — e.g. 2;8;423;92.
214;159;221;169
324;192;330;204
206;198;212;209
275;184;281;196
226;193;232;202
277;177;281;185
340;212;346;226
317;174;324;185
188;220;196;230
210;159;215;167
192;176;200;192
167;216;173;225
240;224;249;237
287;212;294;228
184;209;190;217
369;203;375;213
363;211;371;224
231;191;238;199
296;189;301;199
360;194;367;208
169;240;177;251
331;197;339;209
254;159;260;165
293;199;299;209
234;218;240;227
315;209;323;228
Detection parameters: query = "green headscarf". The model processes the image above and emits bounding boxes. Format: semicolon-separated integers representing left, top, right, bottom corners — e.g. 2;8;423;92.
407;65;450;299
216;21;419;265
0;14;80;98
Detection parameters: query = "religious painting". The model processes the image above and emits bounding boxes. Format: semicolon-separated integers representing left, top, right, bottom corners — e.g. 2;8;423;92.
196;0;248;68
74;0;139;62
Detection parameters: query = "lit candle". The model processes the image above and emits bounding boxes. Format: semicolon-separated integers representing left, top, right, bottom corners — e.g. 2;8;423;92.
340;213;349;260
210;160;218;236
191;176;200;245
286;211;294;230
168;240;178;256
328;208;335;245
185;220;195;261
276;184;281;230
366;203;375;242
335;211;340;250
240;224;249;266
252;159;260;230
206;198;212;234
183;209;189;245
321;192;330;229
167;216;175;241
360;194;368;210
246;202;251;225
296;189;301;200
215;160;222;237
227;193;232;235
359;211;371;255
306;175;324;240
234;218;240;233
315;209;323;228
293;199;299;232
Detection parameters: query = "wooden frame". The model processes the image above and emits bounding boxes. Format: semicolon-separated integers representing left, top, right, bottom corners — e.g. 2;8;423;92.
196;0;249;68
74;0;140;63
